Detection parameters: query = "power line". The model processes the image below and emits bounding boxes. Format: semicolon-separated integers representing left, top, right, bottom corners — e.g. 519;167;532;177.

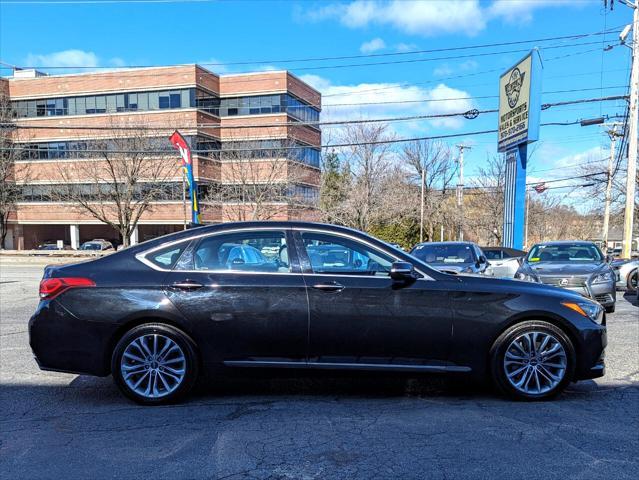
2;95;629;132
0;28;622;71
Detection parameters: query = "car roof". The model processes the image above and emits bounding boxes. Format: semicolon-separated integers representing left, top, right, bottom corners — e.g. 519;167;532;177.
532;241;597;246
481;246;526;255
413;241;477;247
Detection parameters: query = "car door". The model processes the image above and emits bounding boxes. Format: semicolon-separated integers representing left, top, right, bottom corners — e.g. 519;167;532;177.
294;229;455;371
161;228;309;367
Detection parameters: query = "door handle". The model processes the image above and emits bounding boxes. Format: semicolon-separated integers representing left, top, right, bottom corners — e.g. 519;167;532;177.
171;280;204;290
312;282;345;292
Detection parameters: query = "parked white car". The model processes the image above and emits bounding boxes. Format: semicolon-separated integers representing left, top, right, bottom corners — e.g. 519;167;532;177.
612;258;638;292
482;247;526;278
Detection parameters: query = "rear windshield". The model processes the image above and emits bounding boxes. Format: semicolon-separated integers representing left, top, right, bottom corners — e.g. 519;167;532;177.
411;244;476;265
527;244;603;263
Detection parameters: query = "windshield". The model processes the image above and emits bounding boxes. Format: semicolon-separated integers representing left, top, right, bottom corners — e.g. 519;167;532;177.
411;244;476;265
527;244;603;263
80;243;102;250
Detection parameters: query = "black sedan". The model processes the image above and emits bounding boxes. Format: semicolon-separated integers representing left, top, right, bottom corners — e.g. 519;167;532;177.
515;241;616;313
30;222;606;404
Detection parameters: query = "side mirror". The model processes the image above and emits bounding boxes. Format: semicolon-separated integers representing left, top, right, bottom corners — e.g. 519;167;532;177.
390;261;416;281
605;255;612;263
479;255;487;264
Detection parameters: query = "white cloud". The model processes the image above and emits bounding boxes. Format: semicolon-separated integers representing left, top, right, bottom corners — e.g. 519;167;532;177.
395;42;417;53
360;37;386;54
433;59;478;77
302;0;581;36
299;74;476;133
488;0;577;25
304;0;486;37
23;50;131;73
25;50;100;69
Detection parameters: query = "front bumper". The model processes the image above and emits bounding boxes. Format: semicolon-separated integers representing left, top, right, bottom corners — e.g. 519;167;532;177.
574;323;607;380
537;278;616;307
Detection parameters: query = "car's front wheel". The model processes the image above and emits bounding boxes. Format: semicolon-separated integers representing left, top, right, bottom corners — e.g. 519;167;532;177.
112;323;198;405
490;321;575;400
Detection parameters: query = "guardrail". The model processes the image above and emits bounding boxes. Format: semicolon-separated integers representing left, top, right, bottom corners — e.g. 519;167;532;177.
0;250;112;259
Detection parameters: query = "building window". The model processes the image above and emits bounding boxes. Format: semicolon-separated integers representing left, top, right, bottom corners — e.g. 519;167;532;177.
11;88;196;118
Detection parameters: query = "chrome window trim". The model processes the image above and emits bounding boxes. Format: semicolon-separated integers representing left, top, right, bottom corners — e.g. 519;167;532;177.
135;225;433;280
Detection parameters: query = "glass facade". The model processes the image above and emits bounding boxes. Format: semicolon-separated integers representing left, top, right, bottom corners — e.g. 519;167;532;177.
195;92;319;123
12;89;195;118
290;185;319;204
12;89;319;125
19;182;218;202
217;140;320;168
16;135;215;161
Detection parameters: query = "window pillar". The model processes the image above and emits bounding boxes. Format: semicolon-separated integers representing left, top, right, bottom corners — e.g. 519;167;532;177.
70;224;80;250
130;226;139;246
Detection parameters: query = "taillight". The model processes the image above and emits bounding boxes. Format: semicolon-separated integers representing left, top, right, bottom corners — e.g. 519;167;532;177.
39;277;95;300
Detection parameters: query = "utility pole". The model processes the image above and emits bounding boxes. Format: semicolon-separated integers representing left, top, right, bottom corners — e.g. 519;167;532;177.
619;0;639;258
602;123;623;248
524;187;530;249
419;166;426;243
456;145;470;241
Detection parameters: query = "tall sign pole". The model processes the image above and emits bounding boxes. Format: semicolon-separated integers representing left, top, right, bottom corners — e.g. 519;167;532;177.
622;0;639;259
498;50;542;249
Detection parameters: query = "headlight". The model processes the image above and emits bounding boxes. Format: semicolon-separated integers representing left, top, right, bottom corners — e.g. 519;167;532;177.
591;272;613;284
561;301;602;322
515;271;538;282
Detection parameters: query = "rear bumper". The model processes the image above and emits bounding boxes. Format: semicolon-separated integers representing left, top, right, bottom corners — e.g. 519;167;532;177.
29;300;114;376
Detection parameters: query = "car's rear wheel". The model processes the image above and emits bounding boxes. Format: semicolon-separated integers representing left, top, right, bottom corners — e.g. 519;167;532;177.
112;323;198;405
628;269;638;292
490;321;575;400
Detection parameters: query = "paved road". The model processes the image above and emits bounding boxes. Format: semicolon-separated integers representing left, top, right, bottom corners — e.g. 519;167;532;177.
1;264;637;479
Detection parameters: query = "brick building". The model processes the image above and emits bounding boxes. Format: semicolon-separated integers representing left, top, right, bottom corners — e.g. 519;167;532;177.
0;65;321;249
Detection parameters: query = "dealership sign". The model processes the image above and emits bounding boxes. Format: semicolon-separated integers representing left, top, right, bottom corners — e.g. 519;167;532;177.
498;50;542;152
499;50;542;250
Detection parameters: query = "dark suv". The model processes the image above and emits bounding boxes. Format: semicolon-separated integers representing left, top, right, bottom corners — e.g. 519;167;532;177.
410;241;489;274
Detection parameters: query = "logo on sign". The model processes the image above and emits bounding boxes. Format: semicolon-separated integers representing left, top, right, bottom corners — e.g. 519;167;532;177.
559;278;569;286
505;68;526;108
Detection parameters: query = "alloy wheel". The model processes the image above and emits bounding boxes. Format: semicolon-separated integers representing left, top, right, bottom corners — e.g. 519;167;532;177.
503;331;567;395
120;334;186;399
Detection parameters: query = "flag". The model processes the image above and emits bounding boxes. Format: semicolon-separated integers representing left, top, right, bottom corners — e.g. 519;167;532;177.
169;131;201;224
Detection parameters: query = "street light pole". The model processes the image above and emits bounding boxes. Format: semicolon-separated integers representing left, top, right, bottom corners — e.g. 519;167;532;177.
621;0;639;258
456;144;470;241
602;124;622;248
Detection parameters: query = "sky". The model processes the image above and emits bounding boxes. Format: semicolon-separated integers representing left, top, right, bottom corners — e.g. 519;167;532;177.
0;0;634;208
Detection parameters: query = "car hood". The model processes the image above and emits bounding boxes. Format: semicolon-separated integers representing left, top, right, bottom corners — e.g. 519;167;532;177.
457;274;589;301
525;262;606;276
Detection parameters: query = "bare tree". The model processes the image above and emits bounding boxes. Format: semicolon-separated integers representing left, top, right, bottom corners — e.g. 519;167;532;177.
323;123;395;231
208;140;316;221
399;140;457;241
54;120;180;247
0;93;30;249
465;154;506;245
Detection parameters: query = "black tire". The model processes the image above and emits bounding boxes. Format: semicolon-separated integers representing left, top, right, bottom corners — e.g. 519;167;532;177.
111;323;199;405
490;321;575;401
605;305;615;314
628;269;638;292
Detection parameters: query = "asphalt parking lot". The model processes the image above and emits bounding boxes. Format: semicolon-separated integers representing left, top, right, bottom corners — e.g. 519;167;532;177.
1;263;637;480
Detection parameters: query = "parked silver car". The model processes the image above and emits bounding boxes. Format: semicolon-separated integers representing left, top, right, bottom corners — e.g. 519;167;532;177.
515;241;616;313
612;258;638;292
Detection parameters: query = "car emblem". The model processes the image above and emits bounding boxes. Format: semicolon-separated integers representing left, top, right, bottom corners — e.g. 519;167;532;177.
505;68;525;108
559;278;569;286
